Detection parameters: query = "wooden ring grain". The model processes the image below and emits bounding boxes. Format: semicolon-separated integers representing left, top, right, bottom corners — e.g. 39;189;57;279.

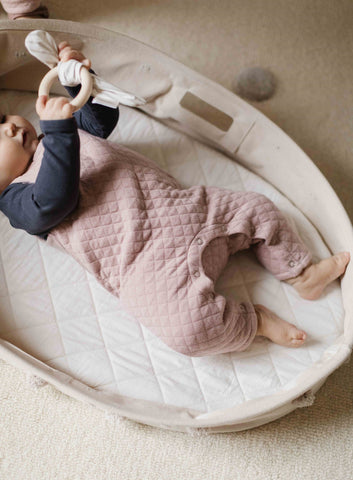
38;65;93;111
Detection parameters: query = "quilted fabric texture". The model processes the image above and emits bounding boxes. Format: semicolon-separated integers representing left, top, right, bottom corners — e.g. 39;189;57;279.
17;129;311;356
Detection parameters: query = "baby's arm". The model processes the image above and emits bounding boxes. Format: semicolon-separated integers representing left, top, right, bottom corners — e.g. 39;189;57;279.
58;42;120;139
0;97;80;237
0;43;118;237
67;86;120;139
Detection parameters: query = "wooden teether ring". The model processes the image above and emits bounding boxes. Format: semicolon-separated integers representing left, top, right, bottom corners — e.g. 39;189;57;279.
38;65;93;111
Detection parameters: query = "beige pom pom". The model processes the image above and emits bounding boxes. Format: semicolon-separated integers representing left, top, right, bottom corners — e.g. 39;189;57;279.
233;67;276;101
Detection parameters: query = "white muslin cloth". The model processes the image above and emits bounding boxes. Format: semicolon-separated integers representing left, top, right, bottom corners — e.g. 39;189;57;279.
25;30;146;108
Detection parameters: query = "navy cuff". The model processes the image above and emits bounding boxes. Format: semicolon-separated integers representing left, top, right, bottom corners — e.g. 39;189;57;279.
40;117;78;134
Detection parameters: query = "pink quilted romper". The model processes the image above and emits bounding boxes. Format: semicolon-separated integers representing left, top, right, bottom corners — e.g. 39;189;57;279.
22;130;312;356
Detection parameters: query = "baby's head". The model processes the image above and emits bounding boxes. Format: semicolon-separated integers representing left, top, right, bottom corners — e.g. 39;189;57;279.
0;114;39;192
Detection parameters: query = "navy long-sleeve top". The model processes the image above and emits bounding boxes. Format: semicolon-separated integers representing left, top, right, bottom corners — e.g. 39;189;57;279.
0;82;119;239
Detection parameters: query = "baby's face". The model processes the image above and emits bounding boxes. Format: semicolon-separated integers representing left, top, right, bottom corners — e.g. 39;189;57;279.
0;114;39;181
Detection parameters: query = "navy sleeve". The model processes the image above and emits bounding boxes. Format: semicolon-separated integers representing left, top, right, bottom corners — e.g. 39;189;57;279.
0;118;80;238
0;69;120;238
64;74;119;138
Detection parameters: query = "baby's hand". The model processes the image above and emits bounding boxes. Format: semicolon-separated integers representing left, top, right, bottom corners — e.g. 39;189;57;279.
36;95;75;120
58;41;91;69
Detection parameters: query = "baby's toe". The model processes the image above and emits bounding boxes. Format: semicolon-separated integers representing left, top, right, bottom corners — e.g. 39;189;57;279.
290;329;306;347
336;252;350;270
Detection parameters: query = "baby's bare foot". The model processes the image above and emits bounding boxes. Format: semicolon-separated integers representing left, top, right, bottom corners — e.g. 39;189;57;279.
287;252;350;300
255;304;306;348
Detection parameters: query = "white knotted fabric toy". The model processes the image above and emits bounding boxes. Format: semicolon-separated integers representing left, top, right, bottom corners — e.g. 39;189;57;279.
25;30;146;110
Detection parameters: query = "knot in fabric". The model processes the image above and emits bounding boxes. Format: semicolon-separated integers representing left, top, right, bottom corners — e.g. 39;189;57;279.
57;59;83;87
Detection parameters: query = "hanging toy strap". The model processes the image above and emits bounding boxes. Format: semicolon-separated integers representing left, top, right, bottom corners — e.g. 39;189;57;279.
25;30;146;111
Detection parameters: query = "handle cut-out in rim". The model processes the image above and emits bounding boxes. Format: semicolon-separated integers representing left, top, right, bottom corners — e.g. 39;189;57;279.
38;65;93;111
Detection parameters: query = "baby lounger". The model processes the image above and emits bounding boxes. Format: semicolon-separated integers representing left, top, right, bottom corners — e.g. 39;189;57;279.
0;19;352;434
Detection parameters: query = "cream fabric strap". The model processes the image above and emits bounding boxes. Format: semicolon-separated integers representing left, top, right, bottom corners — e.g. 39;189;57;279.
25;30;146;108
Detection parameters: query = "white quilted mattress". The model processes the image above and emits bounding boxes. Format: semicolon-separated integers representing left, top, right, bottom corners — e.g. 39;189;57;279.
0;91;344;414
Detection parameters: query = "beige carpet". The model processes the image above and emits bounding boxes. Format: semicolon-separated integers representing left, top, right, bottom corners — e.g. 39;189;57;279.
1;1;353;478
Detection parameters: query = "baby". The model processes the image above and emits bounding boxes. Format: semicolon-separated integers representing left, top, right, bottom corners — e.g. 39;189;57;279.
0;42;349;356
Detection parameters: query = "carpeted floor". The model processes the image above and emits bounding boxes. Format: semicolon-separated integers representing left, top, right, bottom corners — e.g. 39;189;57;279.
1;1;353;479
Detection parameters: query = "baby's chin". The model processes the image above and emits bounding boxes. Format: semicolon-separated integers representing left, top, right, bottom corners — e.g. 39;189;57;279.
26;137;39;156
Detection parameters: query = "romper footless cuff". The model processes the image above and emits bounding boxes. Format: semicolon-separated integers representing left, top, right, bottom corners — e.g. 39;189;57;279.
274;251;312;281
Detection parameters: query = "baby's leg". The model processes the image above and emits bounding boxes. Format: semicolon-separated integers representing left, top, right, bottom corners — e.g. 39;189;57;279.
255;304;306;347
229;194;350;347
247;195;350;296
254;252;350;346
253;249;350;348
286;252;350;300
